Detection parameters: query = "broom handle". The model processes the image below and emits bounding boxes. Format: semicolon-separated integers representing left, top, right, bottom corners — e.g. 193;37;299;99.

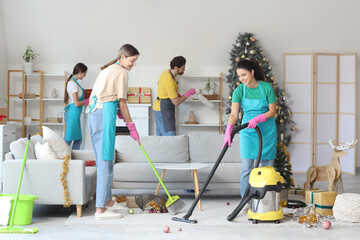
139;143;174;202
9;134;30;227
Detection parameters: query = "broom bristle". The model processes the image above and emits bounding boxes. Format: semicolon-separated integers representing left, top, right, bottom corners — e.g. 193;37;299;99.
198;94;215;109
0;227;38;234
166;196;186;215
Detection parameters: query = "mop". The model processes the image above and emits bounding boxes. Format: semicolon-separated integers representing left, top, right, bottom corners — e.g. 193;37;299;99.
0;135;38;234
139;143;186;215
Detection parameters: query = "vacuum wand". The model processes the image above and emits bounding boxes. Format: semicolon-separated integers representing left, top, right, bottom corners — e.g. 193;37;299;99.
172;123;262;224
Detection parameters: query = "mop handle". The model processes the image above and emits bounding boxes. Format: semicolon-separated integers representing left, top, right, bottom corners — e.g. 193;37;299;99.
9;135;31;227
139;143;174;202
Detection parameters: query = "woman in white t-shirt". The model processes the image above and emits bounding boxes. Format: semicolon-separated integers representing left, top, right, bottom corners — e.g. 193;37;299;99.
63;63;89;149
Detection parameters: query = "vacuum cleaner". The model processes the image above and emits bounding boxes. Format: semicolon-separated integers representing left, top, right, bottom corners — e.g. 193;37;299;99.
172;123;284;224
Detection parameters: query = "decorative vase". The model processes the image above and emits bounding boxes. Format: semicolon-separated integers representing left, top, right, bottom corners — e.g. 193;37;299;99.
24;115;32;124
51;88;58;98
22;62;34;75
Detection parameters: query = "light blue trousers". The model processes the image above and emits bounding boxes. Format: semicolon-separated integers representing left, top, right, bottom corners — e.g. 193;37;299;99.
240;159;274;198
89;109;114;208
153;110;176;136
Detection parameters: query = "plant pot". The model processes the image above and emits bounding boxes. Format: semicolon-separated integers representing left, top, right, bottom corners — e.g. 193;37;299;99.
22;61;34;75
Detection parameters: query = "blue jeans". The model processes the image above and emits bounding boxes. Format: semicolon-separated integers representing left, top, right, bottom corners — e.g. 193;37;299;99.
153;110;176;136
89;109;114;208
65;140;82;150
240;159;274;198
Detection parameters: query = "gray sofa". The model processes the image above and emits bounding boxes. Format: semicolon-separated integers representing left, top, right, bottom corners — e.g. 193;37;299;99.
3;150;97;217
113;134;242;192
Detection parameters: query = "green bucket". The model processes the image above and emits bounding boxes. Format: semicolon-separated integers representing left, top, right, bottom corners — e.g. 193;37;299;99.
0;194;38;225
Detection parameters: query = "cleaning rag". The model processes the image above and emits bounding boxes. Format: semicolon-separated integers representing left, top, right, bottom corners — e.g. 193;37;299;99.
0;196;12;226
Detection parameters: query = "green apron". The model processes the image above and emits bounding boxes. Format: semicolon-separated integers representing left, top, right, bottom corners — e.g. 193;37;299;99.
89;96;118;161
240;81;277;160
64;77;84;141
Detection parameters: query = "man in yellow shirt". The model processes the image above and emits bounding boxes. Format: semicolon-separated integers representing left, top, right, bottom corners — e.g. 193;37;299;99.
152;56;195;136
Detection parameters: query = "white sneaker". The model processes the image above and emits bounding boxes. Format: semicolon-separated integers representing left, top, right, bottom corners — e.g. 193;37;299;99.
94;210;123;220
106;203;128;211
240;203;250;214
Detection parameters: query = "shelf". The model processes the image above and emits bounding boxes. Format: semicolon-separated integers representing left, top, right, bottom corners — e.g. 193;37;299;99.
43;123;64;126
177;123;220;127
43;98;64;101
24;122;41;126
186;99;221;103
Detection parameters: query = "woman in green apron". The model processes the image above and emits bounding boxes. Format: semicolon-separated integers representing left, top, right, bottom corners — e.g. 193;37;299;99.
64;63;89;150
89;44;140;220
223;59;277;210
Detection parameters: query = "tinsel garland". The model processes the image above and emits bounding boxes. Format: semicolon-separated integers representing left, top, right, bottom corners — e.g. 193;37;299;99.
60;155;71;208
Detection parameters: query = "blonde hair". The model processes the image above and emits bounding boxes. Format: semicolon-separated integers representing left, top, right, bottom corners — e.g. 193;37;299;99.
100;44;140;70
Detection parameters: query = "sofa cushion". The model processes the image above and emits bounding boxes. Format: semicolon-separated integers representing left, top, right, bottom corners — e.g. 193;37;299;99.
113;162;192;182
42;126;71;159
115;135;189;163
34;142;58;160
188;134;241;163
9;134;43;159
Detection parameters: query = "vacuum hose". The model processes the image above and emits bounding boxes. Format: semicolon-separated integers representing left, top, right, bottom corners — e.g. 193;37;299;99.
227;191;257;221
172;123;262;223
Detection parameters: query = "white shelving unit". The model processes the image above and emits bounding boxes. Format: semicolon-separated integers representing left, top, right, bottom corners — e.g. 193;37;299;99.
7;70;66;137
176;73;223;134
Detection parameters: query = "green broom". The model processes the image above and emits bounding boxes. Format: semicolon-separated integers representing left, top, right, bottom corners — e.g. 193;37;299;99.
139;143;185;215
0;135;38;234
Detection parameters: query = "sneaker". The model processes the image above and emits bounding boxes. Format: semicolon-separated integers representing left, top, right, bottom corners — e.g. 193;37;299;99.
240;203;250;214
106;203;128;211
94;210;123;220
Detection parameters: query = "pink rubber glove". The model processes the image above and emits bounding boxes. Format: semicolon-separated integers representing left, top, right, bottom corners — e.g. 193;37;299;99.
247;114;266;130
126;122;140;145
84;99;89;105
117;110;124;120
183;88;196;98
222;124;234;150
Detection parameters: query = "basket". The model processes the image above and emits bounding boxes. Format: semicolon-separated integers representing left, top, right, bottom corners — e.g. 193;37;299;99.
203;94;219;100
0;194;38;225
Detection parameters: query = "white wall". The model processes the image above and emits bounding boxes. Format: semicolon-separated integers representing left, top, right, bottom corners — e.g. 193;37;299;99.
1;0;360;166
0;1;7;102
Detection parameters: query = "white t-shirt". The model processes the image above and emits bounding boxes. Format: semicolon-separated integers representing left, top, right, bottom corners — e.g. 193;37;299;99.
67;81;82;104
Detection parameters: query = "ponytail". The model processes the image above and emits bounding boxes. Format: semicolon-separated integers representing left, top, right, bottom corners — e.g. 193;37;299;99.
64;63;88;104
100;44;140;70
237;59;265;81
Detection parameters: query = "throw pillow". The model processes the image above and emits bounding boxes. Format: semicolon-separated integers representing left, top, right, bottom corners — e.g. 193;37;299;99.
9;134;43;159
42;126;71;159
34;142;58;160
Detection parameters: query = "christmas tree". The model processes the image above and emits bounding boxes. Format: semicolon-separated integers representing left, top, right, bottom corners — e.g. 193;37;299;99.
225;32;295;188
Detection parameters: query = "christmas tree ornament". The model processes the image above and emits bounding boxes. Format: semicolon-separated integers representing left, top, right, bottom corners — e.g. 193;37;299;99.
274;114;278;119
236;81;241;86
268;66;272;70
271;76;274;81
236;43;240;47
280;119;284;124
241;54;246;59
228;95;232;100
235;57;240;62
246;41;250;46
250;50;255;55
281;133;284;141
259;63;262;66
291;126;296;131
245;49;248;54
250;36;256;42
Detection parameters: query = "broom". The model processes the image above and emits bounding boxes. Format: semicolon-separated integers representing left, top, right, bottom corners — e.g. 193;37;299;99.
139;143;185;215
0;135;38;234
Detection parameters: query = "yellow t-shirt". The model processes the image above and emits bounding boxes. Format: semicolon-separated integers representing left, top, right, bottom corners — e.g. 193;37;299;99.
152;70;178;111
89;64;128;112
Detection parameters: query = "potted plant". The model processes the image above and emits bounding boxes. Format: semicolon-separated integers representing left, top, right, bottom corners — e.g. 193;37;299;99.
22;45;39;74
202;78;219;100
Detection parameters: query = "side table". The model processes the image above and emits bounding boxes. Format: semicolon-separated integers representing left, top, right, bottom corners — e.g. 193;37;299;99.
154;163;208;211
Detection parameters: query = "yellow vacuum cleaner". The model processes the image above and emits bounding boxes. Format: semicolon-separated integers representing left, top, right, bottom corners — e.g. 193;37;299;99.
230;166;284;224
